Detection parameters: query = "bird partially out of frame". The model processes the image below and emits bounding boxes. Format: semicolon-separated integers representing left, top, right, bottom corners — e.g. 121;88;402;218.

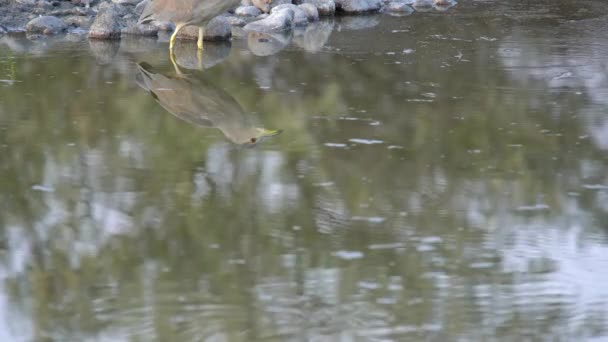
138;0;241;53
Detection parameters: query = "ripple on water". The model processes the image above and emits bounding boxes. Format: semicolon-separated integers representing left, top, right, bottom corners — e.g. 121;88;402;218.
348;138;384;145
332;250;365;260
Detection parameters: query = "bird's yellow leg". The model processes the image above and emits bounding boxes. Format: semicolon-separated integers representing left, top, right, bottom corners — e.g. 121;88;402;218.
197;26;205;50
169;23;187;53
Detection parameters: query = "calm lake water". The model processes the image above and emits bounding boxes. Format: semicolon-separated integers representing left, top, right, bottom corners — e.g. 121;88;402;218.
2;1;608;341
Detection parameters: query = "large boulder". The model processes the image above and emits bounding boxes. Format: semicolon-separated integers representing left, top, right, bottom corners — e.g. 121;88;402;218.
334;0;382;13
298;3;320;21
26;16;67;35
272;4;309;26
235;5;263;17
88;3;121;39
297;0;335;15
243;7;294;33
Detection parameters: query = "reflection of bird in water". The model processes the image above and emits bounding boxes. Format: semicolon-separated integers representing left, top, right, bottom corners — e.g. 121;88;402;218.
137;0;240;53
135;62;282;146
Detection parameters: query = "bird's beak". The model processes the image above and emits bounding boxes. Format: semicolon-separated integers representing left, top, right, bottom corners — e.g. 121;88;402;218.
257;128;283;137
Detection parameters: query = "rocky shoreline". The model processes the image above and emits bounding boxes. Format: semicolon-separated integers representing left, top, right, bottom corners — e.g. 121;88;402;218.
0;0;456;42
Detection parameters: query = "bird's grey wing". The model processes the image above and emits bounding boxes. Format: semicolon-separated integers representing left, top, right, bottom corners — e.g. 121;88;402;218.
193;0;241;23
139;0;198;24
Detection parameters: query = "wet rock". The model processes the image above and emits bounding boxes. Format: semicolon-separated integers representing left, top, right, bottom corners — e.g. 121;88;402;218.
63;15;94;29
176;16;232;41
434;0;456;11
48;7;94;16
383;0;413;15
298;3;320;21
122;22;158;36
270;0;292;9
235;5;262;17
226;15;248;26
293;19;333;51
204;16;232;41
247;31;292;56
26;16;67;34
112;0;142;5
134;0;148;15
89;3;121;39
243;7;294;33
272;4;309;26
153;21;174;31
412;0;433;11
298;0;335;16
335;0;382;13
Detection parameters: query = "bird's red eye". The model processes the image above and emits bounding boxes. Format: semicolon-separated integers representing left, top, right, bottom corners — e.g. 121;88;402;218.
250;137;257;143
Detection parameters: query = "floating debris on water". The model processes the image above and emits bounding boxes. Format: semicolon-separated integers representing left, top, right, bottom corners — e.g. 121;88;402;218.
402;48;415;54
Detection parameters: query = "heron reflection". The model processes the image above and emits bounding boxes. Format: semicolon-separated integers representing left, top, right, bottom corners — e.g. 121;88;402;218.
136;62;282;146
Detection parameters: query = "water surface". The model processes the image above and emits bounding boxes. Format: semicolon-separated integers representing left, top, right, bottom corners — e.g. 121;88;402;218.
1;1;608;340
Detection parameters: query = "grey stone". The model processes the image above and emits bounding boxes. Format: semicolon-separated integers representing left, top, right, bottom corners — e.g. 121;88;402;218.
176;16;232;41
226;15;248;27
272;4;309;26
299;0;335;16
153;21;174;31
383;0;413;15
243;7;294;33
241;0;253;5
88;3;121;39
412;0;433;11
134;0;148;15
63;15;94;29
298;3;320;21
112;0;142;5
122;22;158;36
269;0;292;9
235;5;262;17
26;16;67;34
434;0;456;10
203;16;232;41
334;0;382;13
0;25;6;35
